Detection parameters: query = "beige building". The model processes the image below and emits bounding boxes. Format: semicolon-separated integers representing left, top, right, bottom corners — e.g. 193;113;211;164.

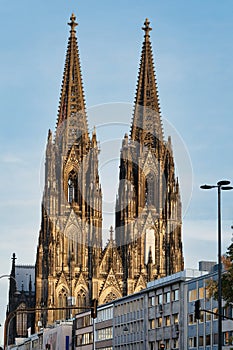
35;13;183;329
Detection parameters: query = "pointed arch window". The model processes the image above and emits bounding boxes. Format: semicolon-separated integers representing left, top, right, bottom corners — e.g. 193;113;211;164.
16;303;27;337
66;224;78;265
145;173;155;206
77;288;87;312
145;228;155;264
68;170;77;203
58;287;68;320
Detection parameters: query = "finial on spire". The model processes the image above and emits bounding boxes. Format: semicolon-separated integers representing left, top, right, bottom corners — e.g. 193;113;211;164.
142;18;152;37
11;253;17;265
68;13;78;33
109;226;114;241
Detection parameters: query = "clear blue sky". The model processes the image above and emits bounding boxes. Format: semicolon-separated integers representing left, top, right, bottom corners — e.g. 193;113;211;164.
1;0;233;343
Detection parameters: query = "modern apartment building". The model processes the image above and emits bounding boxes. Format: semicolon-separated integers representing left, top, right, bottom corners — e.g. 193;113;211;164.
73;304;114;350
13;264;233;350
73;311;93;349
184;268;233;349
73;269;205;350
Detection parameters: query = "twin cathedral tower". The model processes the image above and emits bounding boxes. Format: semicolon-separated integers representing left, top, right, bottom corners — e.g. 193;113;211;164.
9;13;184;331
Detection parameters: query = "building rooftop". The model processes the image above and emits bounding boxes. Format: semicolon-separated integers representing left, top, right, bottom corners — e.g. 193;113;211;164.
15;265;35;292
147;268;208;289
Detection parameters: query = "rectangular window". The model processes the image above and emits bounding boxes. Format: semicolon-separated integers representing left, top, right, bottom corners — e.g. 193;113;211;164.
188;313;195;324
149;319;155;329
189;289;197;302
188;337;192;347
213;333;218;344
199;336;204;346
224;331;233;345
206;334;211;346
157;317;162;327
173;289;179;301
173;339;178;349
229;306;233;319
173;313;179;324
165;315;170;326
149;296;155;307
76;332;93;346
157;294;163;304
189;337;197;347
165;291;171;303
223;305;232;319
96;307;113;322
199;287;204;299
76;317;83;329
96;327;113;341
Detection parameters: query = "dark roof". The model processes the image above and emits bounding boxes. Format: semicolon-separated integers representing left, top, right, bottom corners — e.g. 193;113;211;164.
15;265;35;292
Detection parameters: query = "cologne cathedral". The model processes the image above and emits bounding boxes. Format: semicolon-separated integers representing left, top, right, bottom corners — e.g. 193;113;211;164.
7;13;183;338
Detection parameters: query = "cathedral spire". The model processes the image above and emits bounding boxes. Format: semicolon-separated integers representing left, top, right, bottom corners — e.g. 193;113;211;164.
56;13;89;143
131;18;163;145
116;19;183;290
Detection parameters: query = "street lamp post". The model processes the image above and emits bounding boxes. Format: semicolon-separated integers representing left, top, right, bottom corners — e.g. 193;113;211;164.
200;180;233;350
0;275;20;294
0;275;16;282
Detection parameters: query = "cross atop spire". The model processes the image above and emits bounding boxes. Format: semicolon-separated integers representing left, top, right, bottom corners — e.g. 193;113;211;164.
142;18;152;38
68;13;78;34
12;252;17;263
109;226;114;241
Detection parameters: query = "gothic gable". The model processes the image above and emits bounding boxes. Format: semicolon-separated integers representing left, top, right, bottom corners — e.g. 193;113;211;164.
74;272;88;294
63;144;80;177
100;240;123;275
64;209;84;241
141;150;159;177
134;274;147;293
141;210;158;234
133;209;158;240
99;268;122;304
56;271;69;289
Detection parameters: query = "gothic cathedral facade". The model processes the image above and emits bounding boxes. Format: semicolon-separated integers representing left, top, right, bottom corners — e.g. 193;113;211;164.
35;14;184;328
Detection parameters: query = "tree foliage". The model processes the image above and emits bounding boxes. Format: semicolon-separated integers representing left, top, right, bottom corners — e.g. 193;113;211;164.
206;242;233;305
221;242;233;305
